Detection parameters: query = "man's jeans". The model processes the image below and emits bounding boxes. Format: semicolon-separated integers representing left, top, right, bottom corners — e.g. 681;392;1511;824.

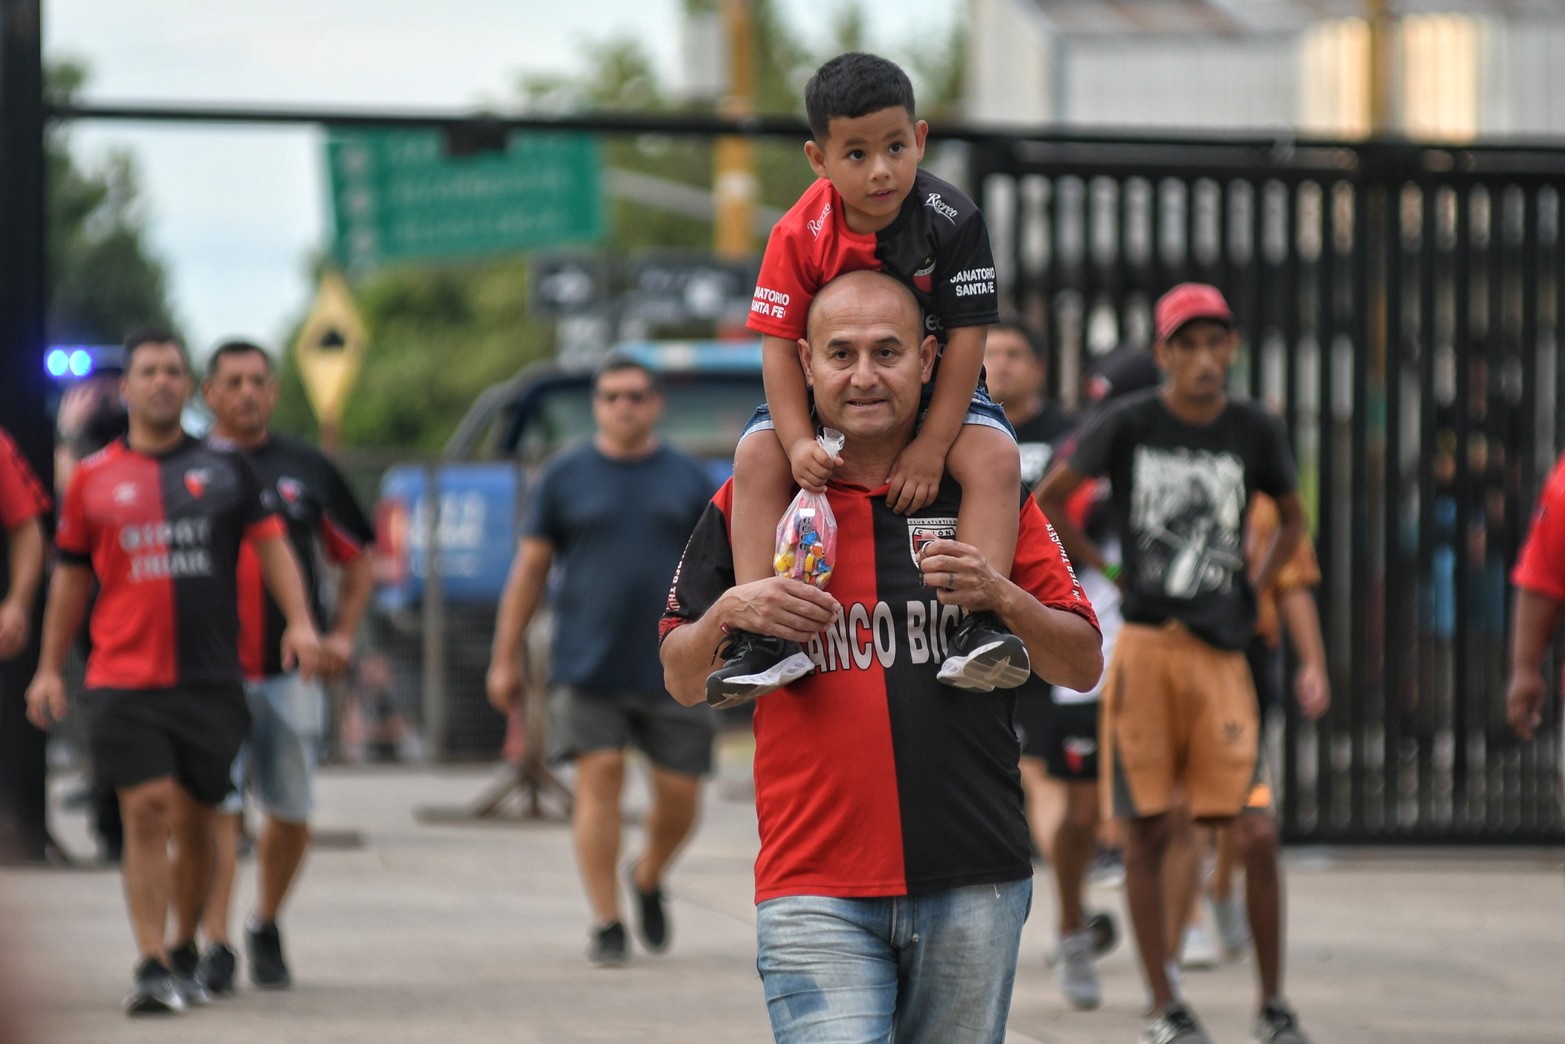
755;879;1031;1043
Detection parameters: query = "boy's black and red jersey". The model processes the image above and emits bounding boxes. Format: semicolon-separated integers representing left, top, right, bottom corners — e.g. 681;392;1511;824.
56;435;284;690
220;434;373;680
661;479;1098;903
747;169;999;349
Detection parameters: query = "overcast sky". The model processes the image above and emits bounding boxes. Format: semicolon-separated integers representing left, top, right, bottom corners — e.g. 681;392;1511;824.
44;0;960;358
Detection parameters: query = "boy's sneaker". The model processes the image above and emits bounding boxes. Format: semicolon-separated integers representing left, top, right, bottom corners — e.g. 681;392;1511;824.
196;942;238;996
125;956;185;1016
167;941;209;1007
1179;924;1220;970
246;917;291;989
1210;890;1251;957
1252;1000;1311;1044
705;631;814;709
1054;928;1101;1010
1142;1002;1210;1044
588;921;629;967
625;861;669;953
937;611;1031;691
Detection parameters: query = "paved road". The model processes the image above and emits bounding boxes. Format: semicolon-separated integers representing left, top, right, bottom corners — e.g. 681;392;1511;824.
2;740;1562;1043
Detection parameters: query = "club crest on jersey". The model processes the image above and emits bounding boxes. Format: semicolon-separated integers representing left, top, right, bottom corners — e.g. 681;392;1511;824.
908;517;957;566
913;256;935;294
184;468;210;499
277;477;304;505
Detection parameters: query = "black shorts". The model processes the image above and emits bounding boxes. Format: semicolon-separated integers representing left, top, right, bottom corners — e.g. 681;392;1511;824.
1039;698;1101;783
548;685;716;778
88;684;250;806
1247;637;1283;711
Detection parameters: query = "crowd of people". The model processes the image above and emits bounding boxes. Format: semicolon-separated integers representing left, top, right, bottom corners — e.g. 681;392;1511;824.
1;48;1562;1044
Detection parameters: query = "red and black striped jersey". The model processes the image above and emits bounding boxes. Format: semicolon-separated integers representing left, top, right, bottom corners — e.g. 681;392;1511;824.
56;436;284;690
662;478;1098;903
218;434;373;680
0;424;50;530
747;169;999;349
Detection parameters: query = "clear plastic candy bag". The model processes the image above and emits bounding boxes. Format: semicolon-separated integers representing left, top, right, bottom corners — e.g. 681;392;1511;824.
772;428;844;589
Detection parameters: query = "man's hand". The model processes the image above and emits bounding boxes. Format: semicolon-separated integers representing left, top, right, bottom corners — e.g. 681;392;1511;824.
318;632;355;682
1506;667;1547;741
0;599;29;660
788;437;841;494
722;576;840;645
486;656;524;714
1294;661;1330;721
280;622;321;682
25;671;67;729
916;538;1004;613
886;434;946;514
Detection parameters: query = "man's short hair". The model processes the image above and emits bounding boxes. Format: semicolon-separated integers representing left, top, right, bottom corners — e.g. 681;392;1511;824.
206;339;274;379
122;327;189;373
992;313;1047;365
592;353;660;393
807;270;923;344
804;52;916;142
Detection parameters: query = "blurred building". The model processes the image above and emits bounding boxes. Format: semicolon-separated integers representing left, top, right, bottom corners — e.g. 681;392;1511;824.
967;0;1565;139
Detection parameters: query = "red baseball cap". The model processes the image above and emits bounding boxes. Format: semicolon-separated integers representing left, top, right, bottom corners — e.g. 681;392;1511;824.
1154;283;1233;342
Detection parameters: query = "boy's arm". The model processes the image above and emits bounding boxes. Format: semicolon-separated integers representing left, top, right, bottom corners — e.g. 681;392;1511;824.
887;325;986;514
763;334;836;492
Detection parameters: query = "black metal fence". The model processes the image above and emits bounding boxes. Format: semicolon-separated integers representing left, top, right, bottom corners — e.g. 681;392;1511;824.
971;134;1565;843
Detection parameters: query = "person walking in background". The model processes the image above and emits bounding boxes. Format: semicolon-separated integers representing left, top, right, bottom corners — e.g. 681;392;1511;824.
1036;285;1309;1044
195;340;375;993
24;330;320;1016
486;354;716;967
0;424;51;866
984;313;1076;488
0;425;48;665
661;271;1103;1043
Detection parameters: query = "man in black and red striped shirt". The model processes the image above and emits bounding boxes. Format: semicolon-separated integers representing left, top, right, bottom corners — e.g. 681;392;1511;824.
661;271;1103;1043
26;331;319;1016
196;339;375;994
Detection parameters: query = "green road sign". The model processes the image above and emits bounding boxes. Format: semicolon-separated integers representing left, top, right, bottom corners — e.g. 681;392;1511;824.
327;128;604;271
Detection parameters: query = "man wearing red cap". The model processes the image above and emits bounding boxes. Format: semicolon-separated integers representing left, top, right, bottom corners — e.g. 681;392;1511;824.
1037;283;1309;1043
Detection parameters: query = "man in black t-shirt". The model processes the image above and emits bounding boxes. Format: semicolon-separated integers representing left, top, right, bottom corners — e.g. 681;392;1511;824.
983;314;1075;489
1037;285;1308;1044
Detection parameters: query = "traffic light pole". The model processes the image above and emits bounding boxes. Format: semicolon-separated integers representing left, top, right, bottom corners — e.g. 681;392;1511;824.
0;0;54;864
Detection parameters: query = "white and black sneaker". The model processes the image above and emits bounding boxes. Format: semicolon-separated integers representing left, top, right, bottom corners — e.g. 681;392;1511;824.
1143;1002;1211;1044
705;631;815;709
125;956;185;1016
167;941;210;1006
937;611;1031;691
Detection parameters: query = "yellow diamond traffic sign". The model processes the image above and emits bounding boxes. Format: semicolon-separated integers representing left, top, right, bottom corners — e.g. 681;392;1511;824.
293;268;368;428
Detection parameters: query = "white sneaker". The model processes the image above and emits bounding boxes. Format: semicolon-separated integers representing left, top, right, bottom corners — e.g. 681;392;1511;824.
1209;890;1251;957
1179;924;1220;970
1054;928;1101;1010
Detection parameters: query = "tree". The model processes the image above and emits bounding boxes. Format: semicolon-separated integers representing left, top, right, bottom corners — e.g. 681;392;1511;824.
45;61;177;344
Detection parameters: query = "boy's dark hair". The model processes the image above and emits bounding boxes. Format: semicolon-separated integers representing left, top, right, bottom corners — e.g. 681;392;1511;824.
992;312;1048;365
207;339;274;379
804;52;916;141
122;327;188;373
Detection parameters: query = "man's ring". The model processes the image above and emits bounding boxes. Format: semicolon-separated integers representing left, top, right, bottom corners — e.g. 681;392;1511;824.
946;574;955;591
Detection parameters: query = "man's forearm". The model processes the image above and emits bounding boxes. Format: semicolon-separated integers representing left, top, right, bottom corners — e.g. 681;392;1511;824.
256;537;316;628
36;564;92;675
329;553;374;640
5;519;45;611
994;581;1103;692
490;540;549;665
1510;588;1564;673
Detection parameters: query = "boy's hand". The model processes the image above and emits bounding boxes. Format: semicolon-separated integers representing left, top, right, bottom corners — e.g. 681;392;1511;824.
886;435;945;514
788;437;841;494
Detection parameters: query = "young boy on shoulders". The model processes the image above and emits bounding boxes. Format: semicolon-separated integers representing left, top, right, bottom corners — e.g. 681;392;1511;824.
707;51;1027;708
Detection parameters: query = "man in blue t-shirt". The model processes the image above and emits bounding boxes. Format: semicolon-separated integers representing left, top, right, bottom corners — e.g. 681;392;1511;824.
486;354;716;968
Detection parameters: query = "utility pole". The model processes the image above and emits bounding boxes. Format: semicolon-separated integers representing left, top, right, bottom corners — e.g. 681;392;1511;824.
712;0;756;261
0;0;54;864
1366;0;1396;135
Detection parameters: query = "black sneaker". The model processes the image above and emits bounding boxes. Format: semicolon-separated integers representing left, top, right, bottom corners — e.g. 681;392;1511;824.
1086;908;1118;957
625;861;668;953
1142;1002;1211;1044
937;611;1032;691
246;918;291;990
587;921;629;967
197;942;238;996
167;941;209;1007
705;630;815;709
125;956;185;1016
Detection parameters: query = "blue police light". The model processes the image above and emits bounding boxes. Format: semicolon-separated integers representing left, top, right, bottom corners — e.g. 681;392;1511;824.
69;349;93;377
45;348;70;377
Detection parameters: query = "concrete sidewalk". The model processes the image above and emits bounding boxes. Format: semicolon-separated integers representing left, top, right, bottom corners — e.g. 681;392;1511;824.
2;740;1562;1044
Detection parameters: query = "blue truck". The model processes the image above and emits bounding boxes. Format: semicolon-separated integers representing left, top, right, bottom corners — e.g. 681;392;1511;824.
369;340;765;757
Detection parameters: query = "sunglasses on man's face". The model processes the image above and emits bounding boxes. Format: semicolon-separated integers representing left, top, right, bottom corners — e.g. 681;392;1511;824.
596;388;654;405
